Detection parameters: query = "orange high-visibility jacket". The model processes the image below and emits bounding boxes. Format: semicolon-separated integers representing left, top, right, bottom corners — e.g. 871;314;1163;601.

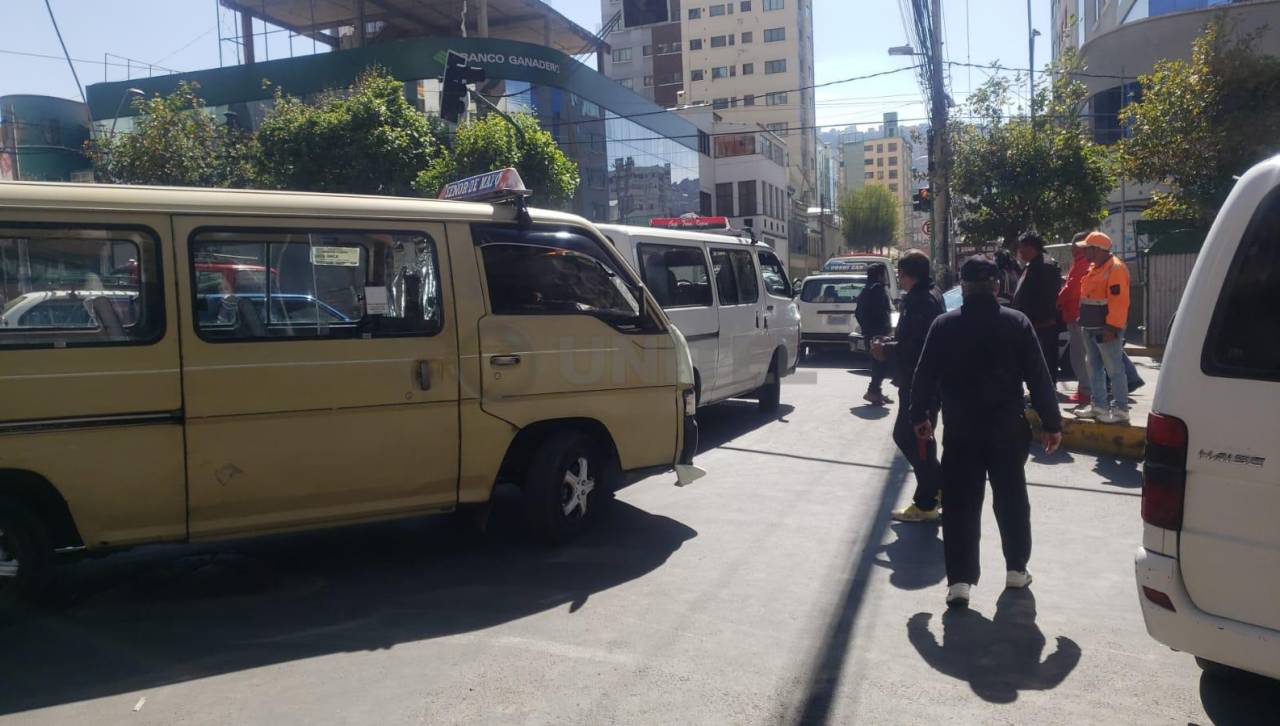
1079;254;1130;332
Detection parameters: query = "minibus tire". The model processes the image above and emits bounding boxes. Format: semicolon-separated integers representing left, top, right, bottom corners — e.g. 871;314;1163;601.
758;355;782;414
0;498;52;605
523;431;613;543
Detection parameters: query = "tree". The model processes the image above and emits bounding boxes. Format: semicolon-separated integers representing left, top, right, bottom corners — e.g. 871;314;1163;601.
838;184;899;252
1120;19;1280;224
948;59;1114;248
415;112;580;208
253;67;444;196
86;82;251;188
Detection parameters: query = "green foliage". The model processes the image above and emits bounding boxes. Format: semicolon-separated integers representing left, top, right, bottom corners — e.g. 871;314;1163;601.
949;55;1114;247
838;184;899;252
253;67;444;195
415;112;579;208
1120;19;1280;224
86;82;252;188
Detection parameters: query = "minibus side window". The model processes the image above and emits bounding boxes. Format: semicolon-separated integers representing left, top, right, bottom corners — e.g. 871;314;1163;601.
710;249;740;305
1202;190;1280;381
190;229;442;341
728;249;759;304
636;243;713;309
473;224;654;332
0;226;162;348
757;250;791;297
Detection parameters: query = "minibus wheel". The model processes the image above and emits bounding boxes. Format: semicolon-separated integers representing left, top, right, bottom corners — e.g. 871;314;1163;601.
758;353;782;414
0;498;51;605
524;430;615;543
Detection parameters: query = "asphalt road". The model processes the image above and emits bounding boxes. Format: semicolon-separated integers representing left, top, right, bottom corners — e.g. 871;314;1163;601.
4;354;1278;725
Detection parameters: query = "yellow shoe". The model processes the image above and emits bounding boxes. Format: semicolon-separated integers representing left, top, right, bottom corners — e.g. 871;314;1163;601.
892;503;941;523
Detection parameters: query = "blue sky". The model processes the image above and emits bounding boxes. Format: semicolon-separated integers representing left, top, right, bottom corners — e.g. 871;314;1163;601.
1;0;1051;132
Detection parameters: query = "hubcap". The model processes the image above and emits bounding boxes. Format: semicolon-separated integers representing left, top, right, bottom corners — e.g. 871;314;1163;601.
561;456;596;517
0;527;17;579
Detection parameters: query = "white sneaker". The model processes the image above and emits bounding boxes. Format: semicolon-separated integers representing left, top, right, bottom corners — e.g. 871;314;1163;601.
1005;570;1034;589
1073;404;1105;420
1098;407;1131;424
946;583;971;608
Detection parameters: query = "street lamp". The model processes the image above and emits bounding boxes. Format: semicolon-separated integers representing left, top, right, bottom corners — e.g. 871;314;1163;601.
888;45;919;56
108;88;145;137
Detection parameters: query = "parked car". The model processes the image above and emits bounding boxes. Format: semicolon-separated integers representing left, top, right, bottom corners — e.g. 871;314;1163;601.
1134;154;1280;681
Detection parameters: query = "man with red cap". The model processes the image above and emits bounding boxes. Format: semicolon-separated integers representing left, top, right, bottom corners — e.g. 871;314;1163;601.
1073;231;1132;424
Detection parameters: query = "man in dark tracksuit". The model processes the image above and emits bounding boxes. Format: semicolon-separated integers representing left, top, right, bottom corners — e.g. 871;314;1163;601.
874;250;946;523
1012;232;1063;383
910;256;1063;608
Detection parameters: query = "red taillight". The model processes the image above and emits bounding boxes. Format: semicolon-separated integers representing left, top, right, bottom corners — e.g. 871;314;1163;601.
1142;586;1176;612
1142;412;1188;531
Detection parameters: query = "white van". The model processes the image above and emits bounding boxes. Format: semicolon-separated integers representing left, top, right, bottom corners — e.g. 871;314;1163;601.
1134;155;1280;680
598;223;799;411
795;265;899;357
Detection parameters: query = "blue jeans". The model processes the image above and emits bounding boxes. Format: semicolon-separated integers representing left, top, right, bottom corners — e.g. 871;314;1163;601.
1084;330;1128;410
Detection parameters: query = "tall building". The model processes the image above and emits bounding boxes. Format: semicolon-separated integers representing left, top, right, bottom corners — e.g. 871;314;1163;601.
1050;0;1280;252
600;1;817;204
851;120;913;247
0;95;92;182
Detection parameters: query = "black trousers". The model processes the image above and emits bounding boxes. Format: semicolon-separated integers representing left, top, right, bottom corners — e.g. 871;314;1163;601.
868;357;888;393
1035;325;1060;384
940;418;1032;586
893;387;943;510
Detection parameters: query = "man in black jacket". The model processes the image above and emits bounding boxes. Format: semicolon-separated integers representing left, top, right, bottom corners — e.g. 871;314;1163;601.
910;256;1063;608
873;250;946;523
1012;232;1063;382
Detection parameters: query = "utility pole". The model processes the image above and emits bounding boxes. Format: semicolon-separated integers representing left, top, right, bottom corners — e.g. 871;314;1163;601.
1028;0;1035;124
928;0;951;281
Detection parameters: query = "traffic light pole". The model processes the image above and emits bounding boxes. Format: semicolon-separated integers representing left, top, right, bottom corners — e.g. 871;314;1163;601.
928;0;952;283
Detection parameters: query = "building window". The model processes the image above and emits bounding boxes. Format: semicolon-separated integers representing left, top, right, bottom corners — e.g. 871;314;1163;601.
864;157;873;166
713;97;731;109
642;45;653;57
710;4;726;16
644;75;654;87
742;62;754;75
715;133;757;157
877;157;884;167
888;142;897;151
612;48;632;63
699;130;712;156
620;78;634;89
741;0;753;10
876;144;883;153
738;180;758;216
711;35;727;48
766;121;788;134
690;38;703;50
700;191;713;216
865;172;874;180
716;182;735;217
889;183;898;193
765;59;786;74
864;144;873;152
691;69;705;81
712;66;733;79
741;31;753;43
889;169;898;179
878;171;884;179
764;0;784;9
743;94;755;106
764;27;785;42
689;8;702;19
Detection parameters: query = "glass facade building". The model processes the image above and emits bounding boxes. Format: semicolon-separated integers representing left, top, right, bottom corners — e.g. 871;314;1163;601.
86;37;707;224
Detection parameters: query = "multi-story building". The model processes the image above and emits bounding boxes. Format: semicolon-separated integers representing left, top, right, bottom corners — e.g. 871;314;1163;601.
854;126;913;246
599;0;686;106
601;2;816;200
1051;0;1280;252
0;95;92;182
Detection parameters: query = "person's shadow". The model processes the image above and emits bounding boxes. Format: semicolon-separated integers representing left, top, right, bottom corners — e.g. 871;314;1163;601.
907;589;1082;703
872;522;945;590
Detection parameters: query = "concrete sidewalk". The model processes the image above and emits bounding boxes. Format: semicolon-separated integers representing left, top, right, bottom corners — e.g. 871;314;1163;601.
1027;347;1160;460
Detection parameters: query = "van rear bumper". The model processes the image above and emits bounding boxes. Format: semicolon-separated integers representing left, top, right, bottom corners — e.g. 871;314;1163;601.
1135;547;1280;680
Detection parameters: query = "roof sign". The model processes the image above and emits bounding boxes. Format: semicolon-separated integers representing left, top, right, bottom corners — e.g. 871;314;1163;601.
437;168;530;202
649;214;730;230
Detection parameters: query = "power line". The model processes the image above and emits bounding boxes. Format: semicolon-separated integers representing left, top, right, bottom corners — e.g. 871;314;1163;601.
0;47;178;72
43;0;86;104
152;25;218;66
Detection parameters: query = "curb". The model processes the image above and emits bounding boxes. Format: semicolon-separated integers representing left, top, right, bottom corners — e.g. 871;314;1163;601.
1125;344;1164;359
1026;409;1146;460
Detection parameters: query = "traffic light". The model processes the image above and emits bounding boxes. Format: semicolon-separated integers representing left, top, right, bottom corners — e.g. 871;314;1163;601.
913;187;932;212
440;50;485;124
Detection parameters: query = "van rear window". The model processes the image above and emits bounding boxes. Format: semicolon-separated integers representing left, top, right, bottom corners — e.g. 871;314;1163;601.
1202;190;1280;381
800;277;864;303
0;226;163;349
